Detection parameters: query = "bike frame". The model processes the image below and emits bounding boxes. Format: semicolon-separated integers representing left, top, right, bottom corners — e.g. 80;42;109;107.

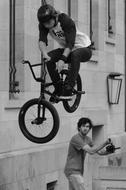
23;59;56;99
22;59;84;103
19;57;85;143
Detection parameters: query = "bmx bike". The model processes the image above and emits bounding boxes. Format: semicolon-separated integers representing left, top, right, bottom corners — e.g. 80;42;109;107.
18;58;85;143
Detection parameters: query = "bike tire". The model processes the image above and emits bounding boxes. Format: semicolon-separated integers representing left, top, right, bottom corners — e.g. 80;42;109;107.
63;73;82;113
18;98;60;143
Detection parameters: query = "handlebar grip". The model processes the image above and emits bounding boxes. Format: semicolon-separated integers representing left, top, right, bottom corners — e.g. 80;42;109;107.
21;60;30;64
115;147;121;150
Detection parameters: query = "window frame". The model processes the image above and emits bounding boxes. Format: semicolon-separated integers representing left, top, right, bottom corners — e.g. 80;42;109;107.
9;0;20;96
89;0;97;50
107;0;116;37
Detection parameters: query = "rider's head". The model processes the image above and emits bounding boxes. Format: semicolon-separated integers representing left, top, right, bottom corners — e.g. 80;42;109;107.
77;117;93;132
37;4;58;29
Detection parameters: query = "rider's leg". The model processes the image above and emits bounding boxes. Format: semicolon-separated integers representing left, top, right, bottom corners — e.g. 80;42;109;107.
46;48;64;86
61;47;92;97
46;48;64;101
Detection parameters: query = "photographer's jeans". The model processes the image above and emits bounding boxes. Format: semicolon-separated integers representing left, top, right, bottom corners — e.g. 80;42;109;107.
68;174;85;190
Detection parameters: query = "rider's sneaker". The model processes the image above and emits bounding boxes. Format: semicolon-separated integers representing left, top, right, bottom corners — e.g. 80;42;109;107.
60;86;72;99
49;80;63;103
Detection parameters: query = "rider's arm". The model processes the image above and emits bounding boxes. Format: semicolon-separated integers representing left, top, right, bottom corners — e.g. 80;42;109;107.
59;13;76;58
83;139;110;155
38;41;50;61
38;41;48;56
62;48;71;58
38;24;50;59
38;23;49;45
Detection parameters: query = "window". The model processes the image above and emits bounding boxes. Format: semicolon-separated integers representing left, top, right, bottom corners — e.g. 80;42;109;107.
107;0;116;38
90;0;99;50
9;0;24;99
41;0;47;5
47;181;57;190
68;0;71;17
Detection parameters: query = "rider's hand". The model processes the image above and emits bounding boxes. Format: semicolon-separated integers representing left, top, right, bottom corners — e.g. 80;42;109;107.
56;60;65;73
105;138;112;145
43;53;51;62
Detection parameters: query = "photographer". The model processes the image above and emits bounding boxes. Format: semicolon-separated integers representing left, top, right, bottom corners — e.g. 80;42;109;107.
64;117;114;190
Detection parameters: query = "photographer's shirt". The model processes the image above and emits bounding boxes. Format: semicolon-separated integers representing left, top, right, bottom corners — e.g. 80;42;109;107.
64;133;93;177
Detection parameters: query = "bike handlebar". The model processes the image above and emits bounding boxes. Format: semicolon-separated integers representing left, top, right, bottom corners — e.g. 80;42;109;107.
22;60;30;65
21;59;69;82
21;60;45;82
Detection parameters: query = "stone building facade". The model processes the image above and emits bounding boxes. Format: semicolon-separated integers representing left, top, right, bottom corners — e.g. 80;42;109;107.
0;0;125;189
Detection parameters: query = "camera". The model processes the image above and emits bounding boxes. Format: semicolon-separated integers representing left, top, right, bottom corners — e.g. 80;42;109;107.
106;143;120;153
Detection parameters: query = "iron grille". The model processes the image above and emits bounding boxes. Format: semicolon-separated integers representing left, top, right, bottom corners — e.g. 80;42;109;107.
47;181;57;190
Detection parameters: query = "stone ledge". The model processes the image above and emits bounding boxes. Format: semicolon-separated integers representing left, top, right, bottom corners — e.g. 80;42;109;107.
93;179;126;190
99;166;126;180
80;107;108;126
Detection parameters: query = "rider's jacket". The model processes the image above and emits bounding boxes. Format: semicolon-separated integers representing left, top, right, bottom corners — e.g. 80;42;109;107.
39;13;91;51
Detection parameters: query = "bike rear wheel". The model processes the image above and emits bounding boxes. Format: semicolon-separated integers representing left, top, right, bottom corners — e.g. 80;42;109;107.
18;98;60;143
62;72;82;113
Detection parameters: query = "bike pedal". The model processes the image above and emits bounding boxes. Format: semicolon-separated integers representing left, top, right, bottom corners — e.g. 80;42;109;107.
77;91;85;94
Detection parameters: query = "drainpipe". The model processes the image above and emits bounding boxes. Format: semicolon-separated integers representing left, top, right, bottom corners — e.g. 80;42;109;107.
124;1;126;132
68;0;71;17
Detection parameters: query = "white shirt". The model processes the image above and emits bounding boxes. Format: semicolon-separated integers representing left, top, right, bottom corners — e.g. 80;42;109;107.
49;23;91;50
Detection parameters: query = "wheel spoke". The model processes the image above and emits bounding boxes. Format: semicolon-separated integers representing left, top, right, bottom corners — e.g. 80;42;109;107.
24;104;54;137
63;73;82;113
19;99;59;143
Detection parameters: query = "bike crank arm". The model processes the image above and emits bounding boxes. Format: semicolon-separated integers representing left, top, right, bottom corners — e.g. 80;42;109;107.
72;89;85;95
77;90;85;94
114;147;121;150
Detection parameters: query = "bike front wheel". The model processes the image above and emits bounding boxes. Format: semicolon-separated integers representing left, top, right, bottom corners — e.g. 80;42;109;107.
63;73;82;113
18;98;60;143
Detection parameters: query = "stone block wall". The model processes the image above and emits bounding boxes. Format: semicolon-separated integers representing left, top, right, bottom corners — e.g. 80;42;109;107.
0;144;69;190
0;0;125;189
